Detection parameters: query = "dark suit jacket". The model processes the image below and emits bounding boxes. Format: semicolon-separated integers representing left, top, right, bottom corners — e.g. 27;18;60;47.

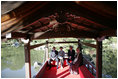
73;53;83;67
68;50;75;61
52;50;58;55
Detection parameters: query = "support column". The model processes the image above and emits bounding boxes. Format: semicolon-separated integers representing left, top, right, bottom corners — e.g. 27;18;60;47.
96;40;102;78
45;40;49;61
78;39;82;52
24;41;31;78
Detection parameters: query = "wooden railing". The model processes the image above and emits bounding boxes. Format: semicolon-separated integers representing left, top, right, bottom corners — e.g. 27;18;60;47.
83;56;96;77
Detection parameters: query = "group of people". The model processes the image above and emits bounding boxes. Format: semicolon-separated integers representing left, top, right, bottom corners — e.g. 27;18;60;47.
48;46;83;75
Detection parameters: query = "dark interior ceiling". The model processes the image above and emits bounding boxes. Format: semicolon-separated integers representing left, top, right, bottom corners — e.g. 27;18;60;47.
1;1;117;40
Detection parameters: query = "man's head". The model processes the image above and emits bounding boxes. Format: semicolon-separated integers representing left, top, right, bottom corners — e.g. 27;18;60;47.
76;47;80;54
69;46;73;50
53;46;56;50
60;46;63;50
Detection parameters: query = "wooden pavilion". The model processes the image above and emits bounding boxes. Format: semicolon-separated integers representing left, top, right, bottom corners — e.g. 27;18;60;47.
1;1;117;78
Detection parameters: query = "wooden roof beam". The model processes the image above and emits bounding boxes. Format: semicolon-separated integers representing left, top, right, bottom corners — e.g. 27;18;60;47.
35;29;98;39
66;14;108;31
48;41;78;44
99;29;117;37
66;22;98;32
65;3;116;29
6;32;31;39
81;42;96;48
2;2;49;37
30;43;46;49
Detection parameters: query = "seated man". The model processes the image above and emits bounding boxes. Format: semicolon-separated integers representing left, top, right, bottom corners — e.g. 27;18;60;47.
66;46;75;65
48;46;59;69
69;47;83;75
58;46;65;69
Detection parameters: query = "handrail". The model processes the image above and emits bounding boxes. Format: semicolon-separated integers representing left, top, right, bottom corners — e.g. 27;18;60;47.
83;56;96;76
35;61;48;78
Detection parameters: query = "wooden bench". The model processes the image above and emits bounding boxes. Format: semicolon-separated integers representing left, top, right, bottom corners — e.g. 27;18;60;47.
79;65;95;78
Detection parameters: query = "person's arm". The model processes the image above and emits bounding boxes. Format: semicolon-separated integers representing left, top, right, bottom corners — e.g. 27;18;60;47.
74;53;83;65
50;51;52;58
68;50;69;56
73;50;75;56
63;51;65;57
58;51;60;57
68;50;71;59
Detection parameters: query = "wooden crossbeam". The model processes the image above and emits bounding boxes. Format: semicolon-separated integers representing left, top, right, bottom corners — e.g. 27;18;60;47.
30;43;46;49
48;41;78;44
100;29;116;37
7;32;28;39
66;22;97;31
81;42;96;48
29;40;97;50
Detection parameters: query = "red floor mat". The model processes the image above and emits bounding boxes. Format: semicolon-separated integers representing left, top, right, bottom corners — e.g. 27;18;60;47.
42;65;80;78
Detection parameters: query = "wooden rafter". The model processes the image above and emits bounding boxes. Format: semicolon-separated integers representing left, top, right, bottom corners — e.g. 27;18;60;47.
1;2;48;36
30;43;46;49
81;42;96;48
100;29;116;37
66;22;98;32
30;41;97;49
65;2;116;29
8;32;31;39
66;14;108;31
35;29;98;39
1;1;116;40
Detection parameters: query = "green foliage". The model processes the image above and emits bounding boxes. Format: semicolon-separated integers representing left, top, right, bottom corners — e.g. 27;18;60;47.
102;37;117;78
1;37;117;78
1;46;25;70
30;49;45;65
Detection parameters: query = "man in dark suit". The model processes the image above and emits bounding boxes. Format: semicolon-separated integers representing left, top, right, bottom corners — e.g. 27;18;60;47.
66;46;75;65
69;47;83;75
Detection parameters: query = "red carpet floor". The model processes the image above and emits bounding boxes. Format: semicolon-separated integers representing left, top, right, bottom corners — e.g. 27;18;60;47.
42;64;80;78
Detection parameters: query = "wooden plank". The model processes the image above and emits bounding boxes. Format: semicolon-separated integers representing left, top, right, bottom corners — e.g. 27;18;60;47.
66;22;98;32
30;43;46;49
48;41;78;44
96;40;102;78
35;29;98;39
6;32;32;39
81;42;96;48
30;41;78;50
11;32;28;38
100;29;116;37
66;2;116;29
1;2;48;36
35;61;48;78
24;41;31;78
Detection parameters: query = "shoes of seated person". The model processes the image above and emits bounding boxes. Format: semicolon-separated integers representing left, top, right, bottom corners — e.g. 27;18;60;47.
61;66;63;69
73;71;79;75
70;70;73;74
48;66;51;70
55;62;57;65
66;61;70;65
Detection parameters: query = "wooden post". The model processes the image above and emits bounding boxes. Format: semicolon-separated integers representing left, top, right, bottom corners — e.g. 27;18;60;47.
24;41;31;78
78;39;82;51
45;40;49;61
96;40;102;78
